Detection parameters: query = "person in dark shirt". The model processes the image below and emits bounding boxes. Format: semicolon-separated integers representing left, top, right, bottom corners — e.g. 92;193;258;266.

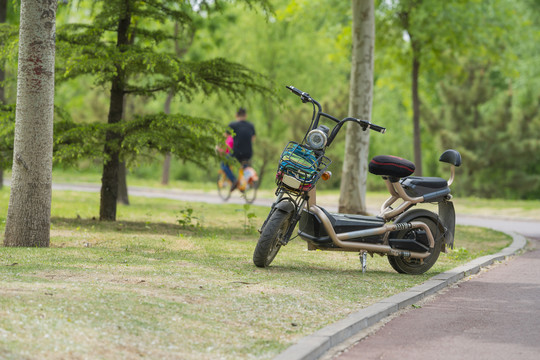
229;108;256;163
222;108;256;189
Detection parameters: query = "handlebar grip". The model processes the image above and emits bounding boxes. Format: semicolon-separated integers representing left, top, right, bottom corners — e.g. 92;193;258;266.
286;85;303;96
286;85;312;103
357;119;386;134
369;123;386;134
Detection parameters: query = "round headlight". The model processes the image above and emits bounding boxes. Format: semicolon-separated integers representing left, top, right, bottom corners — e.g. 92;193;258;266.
306;129;327;150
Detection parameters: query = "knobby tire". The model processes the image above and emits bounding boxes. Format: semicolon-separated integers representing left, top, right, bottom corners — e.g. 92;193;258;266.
253;209;292;267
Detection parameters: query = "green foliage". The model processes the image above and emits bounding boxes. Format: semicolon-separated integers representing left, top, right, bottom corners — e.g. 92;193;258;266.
176;207;201;229
0;104;14;168
3;0;540;200
54;112;225;167
434;62;540;199
446;247;470;261
56;0;272;101
374;0;522;172
51;0;273;213
0;22;18;62
241;203;257;234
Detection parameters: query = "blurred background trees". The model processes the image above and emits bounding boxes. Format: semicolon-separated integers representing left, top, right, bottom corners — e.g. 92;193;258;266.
0;0;539;201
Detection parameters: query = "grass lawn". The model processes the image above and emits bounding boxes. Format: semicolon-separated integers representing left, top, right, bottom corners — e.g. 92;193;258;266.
0;186;514;360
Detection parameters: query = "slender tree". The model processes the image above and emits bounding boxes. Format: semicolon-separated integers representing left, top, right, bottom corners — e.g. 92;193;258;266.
396;4;423;175
338;0;375;215
4;0;56;247
377;0;517;176
161;22;191;186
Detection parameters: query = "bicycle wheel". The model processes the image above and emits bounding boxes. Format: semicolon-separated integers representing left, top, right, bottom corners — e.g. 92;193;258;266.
243;178;258;204
217;172;232;201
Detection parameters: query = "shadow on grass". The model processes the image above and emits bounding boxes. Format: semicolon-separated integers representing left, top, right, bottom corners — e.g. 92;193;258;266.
50;216;251;238
255;265;401;277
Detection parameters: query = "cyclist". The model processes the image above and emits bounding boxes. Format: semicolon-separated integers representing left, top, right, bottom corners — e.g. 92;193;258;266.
223;107;256;190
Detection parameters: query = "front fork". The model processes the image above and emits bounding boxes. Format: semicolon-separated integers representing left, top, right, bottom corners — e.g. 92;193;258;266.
259;190;308;246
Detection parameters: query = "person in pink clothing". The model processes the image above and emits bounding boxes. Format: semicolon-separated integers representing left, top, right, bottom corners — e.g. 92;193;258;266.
220;134;237;185
225;134;234;154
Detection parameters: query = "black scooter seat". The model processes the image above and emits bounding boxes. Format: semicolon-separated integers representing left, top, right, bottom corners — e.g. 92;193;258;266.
400;176;450;202
402;176;447;189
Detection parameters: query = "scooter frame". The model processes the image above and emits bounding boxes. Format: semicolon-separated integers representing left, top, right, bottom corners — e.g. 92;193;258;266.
301;165;458;261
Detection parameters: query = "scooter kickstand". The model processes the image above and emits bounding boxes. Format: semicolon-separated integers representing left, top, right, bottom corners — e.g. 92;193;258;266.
360;251;367;274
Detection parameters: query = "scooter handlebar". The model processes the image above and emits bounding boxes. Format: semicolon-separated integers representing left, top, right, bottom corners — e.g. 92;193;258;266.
285;86;386;134
286;85;303;96
286;85;312;103
368;123;386;134
357;119;386;134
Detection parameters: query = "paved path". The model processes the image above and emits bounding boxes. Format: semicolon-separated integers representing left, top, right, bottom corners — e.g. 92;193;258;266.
50;183;274;207
456;214;539;238
331;235;540;359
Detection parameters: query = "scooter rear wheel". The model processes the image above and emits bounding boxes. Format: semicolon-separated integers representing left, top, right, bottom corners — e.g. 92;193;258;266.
387;217;442;275
253;209;292;267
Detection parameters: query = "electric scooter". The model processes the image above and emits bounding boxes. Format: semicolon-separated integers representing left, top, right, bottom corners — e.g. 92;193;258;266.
253;86;462;275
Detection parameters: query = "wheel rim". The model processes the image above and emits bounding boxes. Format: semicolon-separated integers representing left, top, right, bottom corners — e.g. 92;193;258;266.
217;174;232;200
390;217;441;273
400;229;429;266
243;180;258;203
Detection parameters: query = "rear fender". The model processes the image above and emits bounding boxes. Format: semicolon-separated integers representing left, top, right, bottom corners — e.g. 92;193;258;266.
438;201;456;249
393;209;447;251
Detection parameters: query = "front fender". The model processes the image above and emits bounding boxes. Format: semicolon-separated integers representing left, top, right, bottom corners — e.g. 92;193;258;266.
275;200;296;214
259;200;296;234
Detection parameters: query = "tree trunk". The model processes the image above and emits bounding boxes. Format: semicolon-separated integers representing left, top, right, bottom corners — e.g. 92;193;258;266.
161;153;171;185
161;91;173;185
411;51;422;176
116;95;130;205
100;77;124;220
338;0;375;215
117;160;129;205
4;0;56;247
99;6;130;221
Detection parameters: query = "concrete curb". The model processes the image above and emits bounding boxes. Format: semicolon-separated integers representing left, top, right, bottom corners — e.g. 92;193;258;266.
273;231;527;360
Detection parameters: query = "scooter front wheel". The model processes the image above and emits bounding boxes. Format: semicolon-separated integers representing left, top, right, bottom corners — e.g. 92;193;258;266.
253;209;293;267
387;217;442;275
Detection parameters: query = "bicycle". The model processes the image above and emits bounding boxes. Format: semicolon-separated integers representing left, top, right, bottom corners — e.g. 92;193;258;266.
217;162;259;203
